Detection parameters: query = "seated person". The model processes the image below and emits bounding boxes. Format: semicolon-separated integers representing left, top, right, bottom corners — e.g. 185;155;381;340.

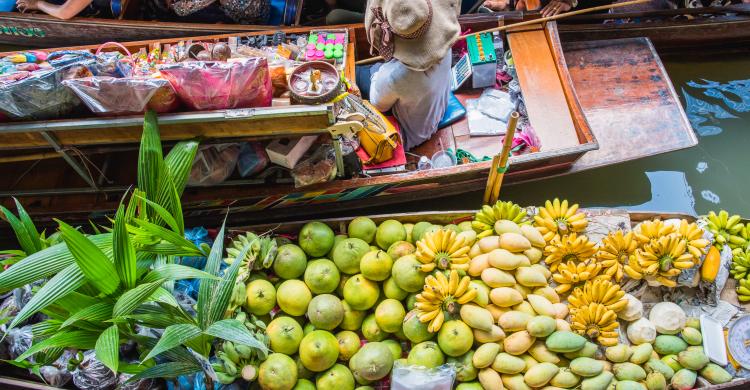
360;0;460;150
480;0;577;15
325;0;365;24
16;0;269;23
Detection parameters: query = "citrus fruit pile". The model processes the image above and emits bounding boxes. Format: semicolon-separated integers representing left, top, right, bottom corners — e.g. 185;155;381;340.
216;200;734;390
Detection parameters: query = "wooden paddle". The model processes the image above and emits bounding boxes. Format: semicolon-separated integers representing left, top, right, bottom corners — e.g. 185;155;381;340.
483;111;519;205
355;0;650;65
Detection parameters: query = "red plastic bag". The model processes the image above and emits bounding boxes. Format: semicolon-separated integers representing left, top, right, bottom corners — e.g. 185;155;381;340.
62;77;178;116
158;58;272;111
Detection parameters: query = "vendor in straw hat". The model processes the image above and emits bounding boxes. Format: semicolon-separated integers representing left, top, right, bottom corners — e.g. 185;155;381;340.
360;0;461;150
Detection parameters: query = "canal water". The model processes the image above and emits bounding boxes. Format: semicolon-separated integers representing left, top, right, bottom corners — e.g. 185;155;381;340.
383;50;750;217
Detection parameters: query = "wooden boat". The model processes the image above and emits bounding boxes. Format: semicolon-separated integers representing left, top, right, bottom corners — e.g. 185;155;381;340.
0;18;697;232
0;4;748;49
1;208;749;388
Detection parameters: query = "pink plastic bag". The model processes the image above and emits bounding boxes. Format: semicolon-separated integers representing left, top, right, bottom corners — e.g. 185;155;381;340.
158;58;272;111
62;77;178;116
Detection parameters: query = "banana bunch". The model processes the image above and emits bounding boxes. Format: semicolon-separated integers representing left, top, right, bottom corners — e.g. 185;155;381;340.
705;210;746;249
226;278;248;316
737;277;750;302
595;230;638;282
472;201;529;238
551;259;602;294
634;219;676;246
732;250;750;280
734;224;750;257
224;232;278;281
415;228;471;272
567;279;627;314
212;312;270;384
570;302;619;346
633;234;695;288
415;270;476;333
677;219;711;262
543;232;596;272
533;198;588;243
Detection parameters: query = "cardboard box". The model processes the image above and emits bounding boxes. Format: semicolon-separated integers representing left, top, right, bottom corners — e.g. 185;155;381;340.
265;135;318;169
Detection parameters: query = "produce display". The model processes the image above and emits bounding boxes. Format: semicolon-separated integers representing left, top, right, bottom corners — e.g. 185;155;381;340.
0;118;748;390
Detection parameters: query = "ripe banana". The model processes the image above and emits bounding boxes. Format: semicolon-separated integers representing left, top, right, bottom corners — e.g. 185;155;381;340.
543;232;596;273
551;259;601;295
595;230;638;282
414;270;475;332
567;279;627;314
473;200;529;234
415;228;471;271
570;302;619;346
534;198;588;243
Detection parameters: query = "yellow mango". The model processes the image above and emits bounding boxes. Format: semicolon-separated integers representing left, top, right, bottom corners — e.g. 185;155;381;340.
473;343;502;369
468;253;490;277
552;303;569;319
469;243;482;258
474;325;506;343
479;236;501;253
488;249;530;270
515;266;548;287
527;294;556;317
530;263;552;279
520;225;546;248
481;267;516;287
524;247;543;264
504;331;536;356
460;304;495;332
500;232;532;253
493;352;527;374
502;373;533;390
533;286;560;304
556;319;571;331
520;354;539;372
491;287;524;307
486;304;510;322
528;340;560;364
499;311;534;332
524;362;560;387
478;368;503;390
513;301;537;316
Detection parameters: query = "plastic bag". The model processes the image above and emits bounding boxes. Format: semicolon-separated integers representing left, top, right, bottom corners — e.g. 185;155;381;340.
63;76;177;115
0;61;91;120
72;350;118;390
39;349;75;387
188;144;241;186
159;58;272;111
466;88;515;136
291;144;337;188
167;371;245;390
390;360;455;390
6;325;33;360
118;372;154;390
237;142;269;178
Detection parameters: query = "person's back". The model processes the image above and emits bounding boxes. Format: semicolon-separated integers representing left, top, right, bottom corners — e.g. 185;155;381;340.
370;54;451;150
363;0;460;150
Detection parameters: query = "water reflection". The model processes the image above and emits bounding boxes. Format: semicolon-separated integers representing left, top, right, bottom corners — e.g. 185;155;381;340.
626;171;697;216
682;78;750;136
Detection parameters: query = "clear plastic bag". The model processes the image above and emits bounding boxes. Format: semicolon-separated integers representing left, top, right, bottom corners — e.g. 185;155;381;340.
6;325;33;360
0;61;91;120
39;349;75;387
390;360;455;390
188;143;241;186
72;350;118;390
291;144;337;188
159;58;272;111
63;76;178;116
118;372;154;390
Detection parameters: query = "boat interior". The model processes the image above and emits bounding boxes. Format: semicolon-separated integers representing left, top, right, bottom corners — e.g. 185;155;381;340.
0;18;696;226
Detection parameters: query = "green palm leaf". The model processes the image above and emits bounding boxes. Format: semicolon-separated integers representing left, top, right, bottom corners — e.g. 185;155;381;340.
206;232;252;327
10;264;86;329
112;280;165;319
142;323;203;362
95;325;119;374
113;205;137;290
60;303;113;329
197;221;225;329
164;139;199;197
12;198;42;253
126;361;201;382
138;110;164;208
134;194;180;234
57;220;119;296
205;319;269;353
0;205;36;257
141;264;219;283
16;330;98;361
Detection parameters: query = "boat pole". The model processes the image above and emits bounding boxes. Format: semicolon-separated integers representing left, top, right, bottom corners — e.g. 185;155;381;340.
355;0;650;65
484;111;519;205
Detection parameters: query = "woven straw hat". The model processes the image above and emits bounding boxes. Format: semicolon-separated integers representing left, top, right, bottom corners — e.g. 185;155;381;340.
365;0;461;71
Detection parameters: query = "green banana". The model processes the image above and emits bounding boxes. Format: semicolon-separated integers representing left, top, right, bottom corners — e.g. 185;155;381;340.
706;211;746;250
222;356;238;376
223;341;240;364
215;372;237;385
235;344;254;360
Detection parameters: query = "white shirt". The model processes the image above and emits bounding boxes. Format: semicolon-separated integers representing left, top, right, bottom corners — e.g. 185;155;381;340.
370;53;451;150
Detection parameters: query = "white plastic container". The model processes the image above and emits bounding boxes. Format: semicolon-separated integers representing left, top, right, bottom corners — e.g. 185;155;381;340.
701;314;728;367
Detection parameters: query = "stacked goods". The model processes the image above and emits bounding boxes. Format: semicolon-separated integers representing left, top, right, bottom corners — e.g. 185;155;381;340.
1;193;746;390
708;210;750;301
